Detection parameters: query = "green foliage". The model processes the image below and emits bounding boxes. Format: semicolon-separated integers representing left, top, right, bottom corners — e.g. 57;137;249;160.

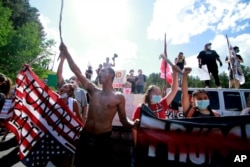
146;65;250;89
0;0;55;82
145;73;170;90
0;2;13;47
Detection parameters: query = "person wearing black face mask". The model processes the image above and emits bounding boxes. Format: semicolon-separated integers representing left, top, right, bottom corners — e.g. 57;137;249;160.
197;43;223;88
225;46;245;89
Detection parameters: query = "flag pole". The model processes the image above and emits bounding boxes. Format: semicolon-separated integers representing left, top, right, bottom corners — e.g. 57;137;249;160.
164;33;167;86
225;34;236;88
58;0;64;61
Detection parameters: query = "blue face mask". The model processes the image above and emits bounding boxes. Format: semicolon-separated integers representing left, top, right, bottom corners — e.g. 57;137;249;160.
195;100;210;110
151;95;161;104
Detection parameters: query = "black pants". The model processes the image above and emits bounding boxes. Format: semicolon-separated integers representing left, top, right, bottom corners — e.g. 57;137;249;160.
74;129;114;167
205;65;220;87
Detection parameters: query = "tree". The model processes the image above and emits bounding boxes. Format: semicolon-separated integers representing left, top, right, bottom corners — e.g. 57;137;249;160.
145;65;250;89
0;1;12;47
0;0;55;81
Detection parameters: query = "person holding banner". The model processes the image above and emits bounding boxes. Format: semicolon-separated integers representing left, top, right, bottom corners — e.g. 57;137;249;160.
59;42;136;167
197;43;223;88
181;67;220;117
225;46;244;89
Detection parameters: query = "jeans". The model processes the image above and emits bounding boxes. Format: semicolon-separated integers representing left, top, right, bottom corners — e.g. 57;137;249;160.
136;85;144;94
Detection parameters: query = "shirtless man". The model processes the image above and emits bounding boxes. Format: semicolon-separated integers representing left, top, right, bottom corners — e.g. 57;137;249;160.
59;42;136;167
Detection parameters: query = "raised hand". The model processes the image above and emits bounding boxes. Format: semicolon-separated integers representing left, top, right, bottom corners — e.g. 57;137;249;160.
183;67;192;75
58;42;69;60
219;62;223;67
59;42;67;52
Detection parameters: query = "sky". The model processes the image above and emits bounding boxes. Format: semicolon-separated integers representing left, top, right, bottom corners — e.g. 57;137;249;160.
29;0;250;80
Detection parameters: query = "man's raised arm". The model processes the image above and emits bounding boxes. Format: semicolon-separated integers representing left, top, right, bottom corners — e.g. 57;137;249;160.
59;42;93;90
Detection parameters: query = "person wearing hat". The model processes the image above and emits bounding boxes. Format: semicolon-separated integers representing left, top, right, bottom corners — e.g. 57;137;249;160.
197;42;223;88
127;69;137;94
225;46;244;88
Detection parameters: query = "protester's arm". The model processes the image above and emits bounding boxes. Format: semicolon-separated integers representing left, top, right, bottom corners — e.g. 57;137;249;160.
174;58;178;64
81;105;88;123
165;65;178;105
181;67;192;114
117;94;135;128
225;56;230;63
215;52;223;66
73;100;84;124
59;42;95;91
217;57;223;66
57;54;65;88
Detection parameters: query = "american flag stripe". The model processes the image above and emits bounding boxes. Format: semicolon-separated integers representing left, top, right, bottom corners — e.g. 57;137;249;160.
6;65;83;160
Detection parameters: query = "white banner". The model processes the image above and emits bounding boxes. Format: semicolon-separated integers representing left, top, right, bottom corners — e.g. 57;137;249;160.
198;65;210;81
113;70;126;88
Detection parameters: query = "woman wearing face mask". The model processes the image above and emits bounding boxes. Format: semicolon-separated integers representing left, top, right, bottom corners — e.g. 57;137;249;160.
181;67;220;117
58;83;83;123
51;83;83;167
130;65;179;167
132;65;179;120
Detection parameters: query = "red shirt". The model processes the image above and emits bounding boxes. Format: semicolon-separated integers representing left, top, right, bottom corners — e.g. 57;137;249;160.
132;97;168;120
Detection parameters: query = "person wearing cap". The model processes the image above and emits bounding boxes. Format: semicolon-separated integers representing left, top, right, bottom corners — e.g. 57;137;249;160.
225;46;244;89
197;42;223;88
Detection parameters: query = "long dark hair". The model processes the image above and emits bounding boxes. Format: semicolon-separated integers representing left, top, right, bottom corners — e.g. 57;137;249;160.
0;74;12;98
143;85;158;105
192;89;215;116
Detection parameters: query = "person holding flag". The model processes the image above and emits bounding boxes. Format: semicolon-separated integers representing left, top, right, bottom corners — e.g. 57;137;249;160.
225;46;245;89
59;42;137;167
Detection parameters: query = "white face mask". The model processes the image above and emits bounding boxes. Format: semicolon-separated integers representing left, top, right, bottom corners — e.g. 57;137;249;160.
59;93;68;99
207;45;211;50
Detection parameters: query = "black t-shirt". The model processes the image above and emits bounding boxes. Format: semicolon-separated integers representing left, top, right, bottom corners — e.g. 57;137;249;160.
197;50;219;66
175;58;185;70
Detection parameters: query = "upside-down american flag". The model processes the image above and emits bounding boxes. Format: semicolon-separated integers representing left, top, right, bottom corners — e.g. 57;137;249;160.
6;65;83;167
160;33;173;85
134;104;250;167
